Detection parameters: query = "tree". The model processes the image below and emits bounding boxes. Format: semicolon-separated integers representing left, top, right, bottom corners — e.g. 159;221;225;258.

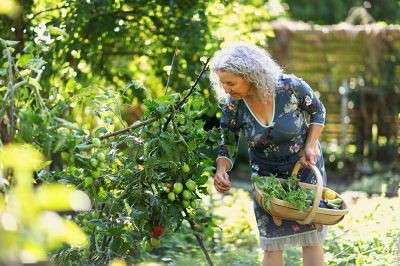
281;0;400;24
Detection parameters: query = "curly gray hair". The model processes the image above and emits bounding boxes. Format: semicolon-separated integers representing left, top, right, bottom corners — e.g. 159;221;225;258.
209;42;283;102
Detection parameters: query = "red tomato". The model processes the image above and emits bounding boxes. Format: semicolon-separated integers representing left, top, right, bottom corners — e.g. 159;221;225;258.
152;225;165;237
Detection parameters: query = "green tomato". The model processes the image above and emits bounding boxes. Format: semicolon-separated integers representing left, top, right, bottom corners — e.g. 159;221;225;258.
91;169;101;179
152;120;160;130
167;192;176;202
166;124;174;133
90;158;98;167
181;200;190;208
185;179;196;191
96;152;106;162
182;190;192;200
150;237;161;248
190;200;198;209
144;240;153;251
92;138;101;148
57;127;70;135
92;211;100;219
182;163;190;174
178;114;186;124
99;162;107;169
173;182;183;194
85;177;93;186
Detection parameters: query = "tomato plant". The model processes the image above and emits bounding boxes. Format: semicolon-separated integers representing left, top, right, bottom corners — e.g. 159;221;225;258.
0;34;222;265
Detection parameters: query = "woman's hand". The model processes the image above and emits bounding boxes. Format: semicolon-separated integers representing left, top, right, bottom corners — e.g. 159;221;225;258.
300;144;317;168
301;125;323;168
213;170;231;193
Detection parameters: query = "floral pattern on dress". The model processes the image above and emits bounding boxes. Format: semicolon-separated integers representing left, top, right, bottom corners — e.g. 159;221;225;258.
283;93;299;113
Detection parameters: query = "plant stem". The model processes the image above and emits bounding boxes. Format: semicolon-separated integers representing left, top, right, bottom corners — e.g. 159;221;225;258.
6;47;15;143
31;3;69;19
99;116;158;140
176;57;210;110
101;56;210;140
162;56;210;131
183;209;214;266
164;46;179;95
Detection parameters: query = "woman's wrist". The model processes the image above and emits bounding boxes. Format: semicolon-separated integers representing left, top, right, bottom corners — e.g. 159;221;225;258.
216;156;233;172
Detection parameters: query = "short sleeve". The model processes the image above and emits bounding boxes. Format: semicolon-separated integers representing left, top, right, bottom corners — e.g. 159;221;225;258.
294;78;326;126
217;99;241;171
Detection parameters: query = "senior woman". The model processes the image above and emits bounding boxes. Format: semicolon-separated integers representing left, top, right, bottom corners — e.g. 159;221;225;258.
209;42;327;266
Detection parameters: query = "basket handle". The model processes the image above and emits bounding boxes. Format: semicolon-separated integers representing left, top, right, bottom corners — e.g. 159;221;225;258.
290;161;323;225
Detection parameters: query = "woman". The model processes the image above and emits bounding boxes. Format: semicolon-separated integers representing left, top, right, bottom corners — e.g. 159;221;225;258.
209;42;327;266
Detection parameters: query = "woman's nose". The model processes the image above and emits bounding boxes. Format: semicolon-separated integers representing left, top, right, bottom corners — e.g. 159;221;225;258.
223;85;231;93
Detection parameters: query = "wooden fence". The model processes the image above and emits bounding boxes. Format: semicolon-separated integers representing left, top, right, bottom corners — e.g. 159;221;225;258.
267;19;400;161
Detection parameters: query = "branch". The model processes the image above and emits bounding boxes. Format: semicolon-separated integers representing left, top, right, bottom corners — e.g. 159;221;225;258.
99;117;158;140
31;4;68;19
175;57;210;110
6;47;15;142
162;56;210;131
100;57;211;140
164;46;179;95
183;209;214;266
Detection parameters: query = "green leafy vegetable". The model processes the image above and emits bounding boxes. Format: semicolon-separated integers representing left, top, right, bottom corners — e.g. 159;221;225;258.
252;174;315;213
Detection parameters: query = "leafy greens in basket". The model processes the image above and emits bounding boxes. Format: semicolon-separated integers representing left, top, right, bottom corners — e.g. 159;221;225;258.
252;174;315;213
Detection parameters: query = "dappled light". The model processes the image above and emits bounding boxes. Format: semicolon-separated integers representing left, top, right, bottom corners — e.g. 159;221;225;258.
0;0;399;265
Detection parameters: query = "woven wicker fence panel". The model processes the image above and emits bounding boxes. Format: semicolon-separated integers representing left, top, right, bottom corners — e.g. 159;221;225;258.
267;20;400;159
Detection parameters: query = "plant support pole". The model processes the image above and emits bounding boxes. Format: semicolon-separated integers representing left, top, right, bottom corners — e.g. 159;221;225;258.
183;209;214;266
6;47;15;142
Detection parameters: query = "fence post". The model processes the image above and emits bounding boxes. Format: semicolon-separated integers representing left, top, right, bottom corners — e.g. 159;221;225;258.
339;80;349;147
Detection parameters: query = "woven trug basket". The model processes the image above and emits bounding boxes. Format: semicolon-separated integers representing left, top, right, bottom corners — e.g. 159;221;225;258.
254;162;349;225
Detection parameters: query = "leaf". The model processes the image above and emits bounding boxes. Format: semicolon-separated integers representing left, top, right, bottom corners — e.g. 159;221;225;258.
57;179;73;184
66;78;75;93
76;143;95;151
28;77;43;92
201;166;216;172
95;127;109;135
54;117;82;132
24;58;47;70
197;174;209;185
0;38;19;47
53;135;67;153
143;99;158;110
158;93;180;104
48;26;70;38
98;186;107;200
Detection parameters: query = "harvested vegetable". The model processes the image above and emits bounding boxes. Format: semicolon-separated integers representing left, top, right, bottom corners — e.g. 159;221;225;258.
252;174;315;213
323;188;337;200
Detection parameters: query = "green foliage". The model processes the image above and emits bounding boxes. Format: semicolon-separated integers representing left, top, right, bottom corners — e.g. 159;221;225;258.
324;195;399;265
348;171;400;197
0;145;89;264
156;187;399;266
0;33;226;264
0;0;216;98
281;0;400;24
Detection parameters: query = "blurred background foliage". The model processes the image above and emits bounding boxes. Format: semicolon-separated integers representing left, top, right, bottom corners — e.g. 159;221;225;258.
282;0;400;24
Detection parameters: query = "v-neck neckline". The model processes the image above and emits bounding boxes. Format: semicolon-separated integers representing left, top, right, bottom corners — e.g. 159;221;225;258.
243;97;275;128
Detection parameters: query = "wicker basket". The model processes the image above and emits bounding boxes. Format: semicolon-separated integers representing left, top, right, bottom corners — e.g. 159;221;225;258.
254;161;349;225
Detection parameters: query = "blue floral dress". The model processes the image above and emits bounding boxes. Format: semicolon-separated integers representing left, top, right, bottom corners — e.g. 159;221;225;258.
217;74;328;251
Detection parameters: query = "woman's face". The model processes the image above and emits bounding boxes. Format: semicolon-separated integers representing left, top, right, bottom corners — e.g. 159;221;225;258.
217;71;254;100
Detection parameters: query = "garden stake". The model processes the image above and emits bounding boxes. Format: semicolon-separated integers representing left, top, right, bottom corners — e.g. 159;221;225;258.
183;209;214;266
